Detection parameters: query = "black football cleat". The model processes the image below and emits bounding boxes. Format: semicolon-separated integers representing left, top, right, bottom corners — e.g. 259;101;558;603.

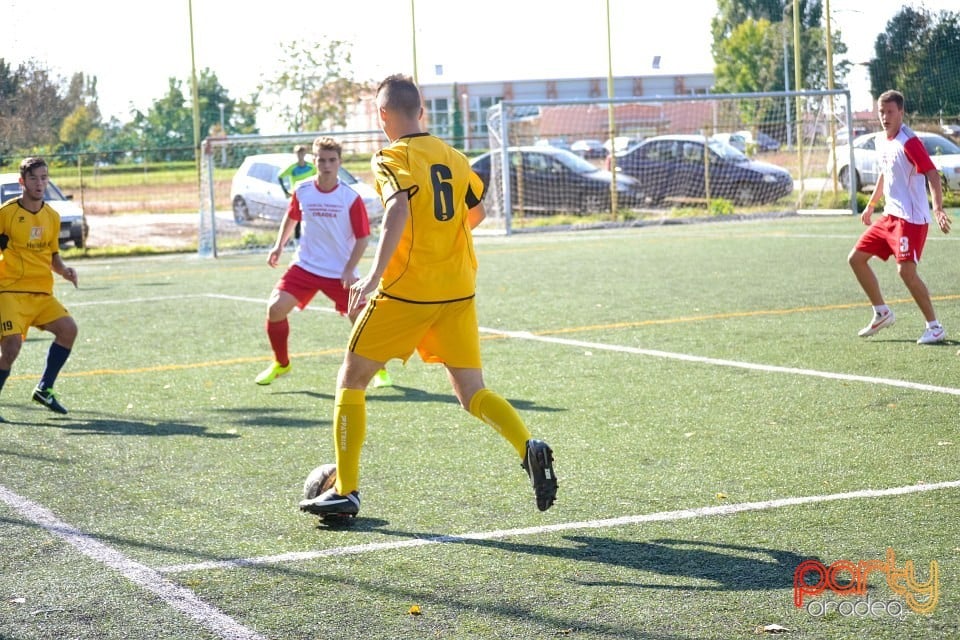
299;488;360;517
32;386;68;415
522;439;558;511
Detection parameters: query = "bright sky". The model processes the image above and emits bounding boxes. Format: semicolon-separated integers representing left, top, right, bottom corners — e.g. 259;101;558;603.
4;0;954;133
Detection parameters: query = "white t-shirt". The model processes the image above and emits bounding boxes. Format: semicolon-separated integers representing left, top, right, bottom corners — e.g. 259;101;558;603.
877;125;936;225
287;179;370;278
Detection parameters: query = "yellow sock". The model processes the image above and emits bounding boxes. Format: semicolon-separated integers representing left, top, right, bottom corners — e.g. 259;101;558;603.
333;388;367;495
468;388;531;458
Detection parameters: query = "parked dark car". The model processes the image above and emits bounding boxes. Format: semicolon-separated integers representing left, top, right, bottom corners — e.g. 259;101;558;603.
471;146;644;213
606;134;794;205
570;139;607;158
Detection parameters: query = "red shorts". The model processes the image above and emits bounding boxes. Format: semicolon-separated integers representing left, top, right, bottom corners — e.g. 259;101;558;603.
277;264;349;314
854;215;928;263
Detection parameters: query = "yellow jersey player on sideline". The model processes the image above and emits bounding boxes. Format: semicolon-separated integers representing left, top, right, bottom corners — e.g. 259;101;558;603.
299;74;558;519
0;157;79;418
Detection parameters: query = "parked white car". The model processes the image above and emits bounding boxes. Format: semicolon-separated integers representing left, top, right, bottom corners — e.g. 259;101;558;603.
0;173;88;248
828;131;960;192
229;153;384;225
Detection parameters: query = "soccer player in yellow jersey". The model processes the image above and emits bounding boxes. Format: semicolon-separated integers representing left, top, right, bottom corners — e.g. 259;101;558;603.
300;74;558;517
0;157;80;417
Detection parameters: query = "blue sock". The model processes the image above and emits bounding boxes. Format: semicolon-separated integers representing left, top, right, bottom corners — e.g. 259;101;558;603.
39;343;71;390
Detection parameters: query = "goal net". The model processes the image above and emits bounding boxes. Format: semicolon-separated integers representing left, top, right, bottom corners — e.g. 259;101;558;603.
198;130;385;257
482;89;858;233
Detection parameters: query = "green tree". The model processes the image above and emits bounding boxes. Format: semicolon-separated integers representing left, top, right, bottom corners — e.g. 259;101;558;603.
0;59;69;155
711;0;848;140
260;39;370;133
58;73;103;155
869;8;960;117
135;77;193;160
59;104;101;150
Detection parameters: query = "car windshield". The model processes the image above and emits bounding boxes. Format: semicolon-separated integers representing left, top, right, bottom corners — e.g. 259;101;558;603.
707;138;748;161
550;150;600;174
923;135;960;156
1;180;68;202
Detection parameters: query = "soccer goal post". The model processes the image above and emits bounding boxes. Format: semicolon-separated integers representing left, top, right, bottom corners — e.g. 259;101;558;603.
483;88;857;233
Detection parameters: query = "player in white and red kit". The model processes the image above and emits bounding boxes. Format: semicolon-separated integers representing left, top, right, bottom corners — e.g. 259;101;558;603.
255;136;391;386
848;90;951;345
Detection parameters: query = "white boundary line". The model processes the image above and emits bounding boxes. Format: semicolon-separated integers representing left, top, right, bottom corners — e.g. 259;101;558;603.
7;292;960;635
63;293;960;396
155;479;960;575
480;328;960;396
0;486;266;640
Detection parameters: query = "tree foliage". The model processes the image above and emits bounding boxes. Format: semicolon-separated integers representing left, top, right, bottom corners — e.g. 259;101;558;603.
869;7;960;116
711;0;849;134
259;40;370;133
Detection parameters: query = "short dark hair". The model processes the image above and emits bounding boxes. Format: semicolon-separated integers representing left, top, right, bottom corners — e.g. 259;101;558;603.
878;90;905;110
376;74;421;118
312;136;342;158
19;157;47;179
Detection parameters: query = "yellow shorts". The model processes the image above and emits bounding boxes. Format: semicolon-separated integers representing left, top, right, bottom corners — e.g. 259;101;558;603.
349;294;482;368
0;292;70;338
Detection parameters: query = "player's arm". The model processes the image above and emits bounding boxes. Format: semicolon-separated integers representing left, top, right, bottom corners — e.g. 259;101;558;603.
277;166;293;197
342;198;371;288
467;202;486;229
342;235;369;289
348;191;409;315
924;168;950;234
51;252;78;287
904;136;950;233
267;197;300;267
466;171;486;229
862;174;884;226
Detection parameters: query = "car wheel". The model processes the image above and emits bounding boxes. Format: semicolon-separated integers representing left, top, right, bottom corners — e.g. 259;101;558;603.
581;193;610;214
73;233;85;249
734;185;756;205
232;196;251;223
839;166;860;192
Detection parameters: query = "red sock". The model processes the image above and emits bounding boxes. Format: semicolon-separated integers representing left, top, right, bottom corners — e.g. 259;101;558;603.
266;319;290;366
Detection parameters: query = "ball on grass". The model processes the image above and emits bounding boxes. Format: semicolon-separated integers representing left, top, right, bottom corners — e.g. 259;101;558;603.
303;463;337;500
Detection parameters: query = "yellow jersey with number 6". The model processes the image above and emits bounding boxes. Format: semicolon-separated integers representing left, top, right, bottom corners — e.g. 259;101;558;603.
372;132;485;303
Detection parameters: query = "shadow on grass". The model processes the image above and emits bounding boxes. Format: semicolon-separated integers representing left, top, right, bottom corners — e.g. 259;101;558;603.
371;527;803;592
39;417;241;439
269;384;566;414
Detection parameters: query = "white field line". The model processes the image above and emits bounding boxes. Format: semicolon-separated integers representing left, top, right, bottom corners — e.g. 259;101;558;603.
0;485;266;640
480;328;960;396
155;479;960;575
204;293;960;396
62;292;960;396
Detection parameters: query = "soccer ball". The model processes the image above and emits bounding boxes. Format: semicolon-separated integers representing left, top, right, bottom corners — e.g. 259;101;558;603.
303;463;337;500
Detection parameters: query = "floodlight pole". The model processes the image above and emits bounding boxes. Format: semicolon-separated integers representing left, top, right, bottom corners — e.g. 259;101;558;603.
605;0;618;218
410;0;418;84
793;0;803;187
783;4;793;149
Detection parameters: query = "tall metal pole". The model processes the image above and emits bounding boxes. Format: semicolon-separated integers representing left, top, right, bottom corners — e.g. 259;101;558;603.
825;0;839;193
793;0;803;187
783;4;792;149
605;0;618;217
410;0;418;84
218;102;226;166
188;0;201;180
